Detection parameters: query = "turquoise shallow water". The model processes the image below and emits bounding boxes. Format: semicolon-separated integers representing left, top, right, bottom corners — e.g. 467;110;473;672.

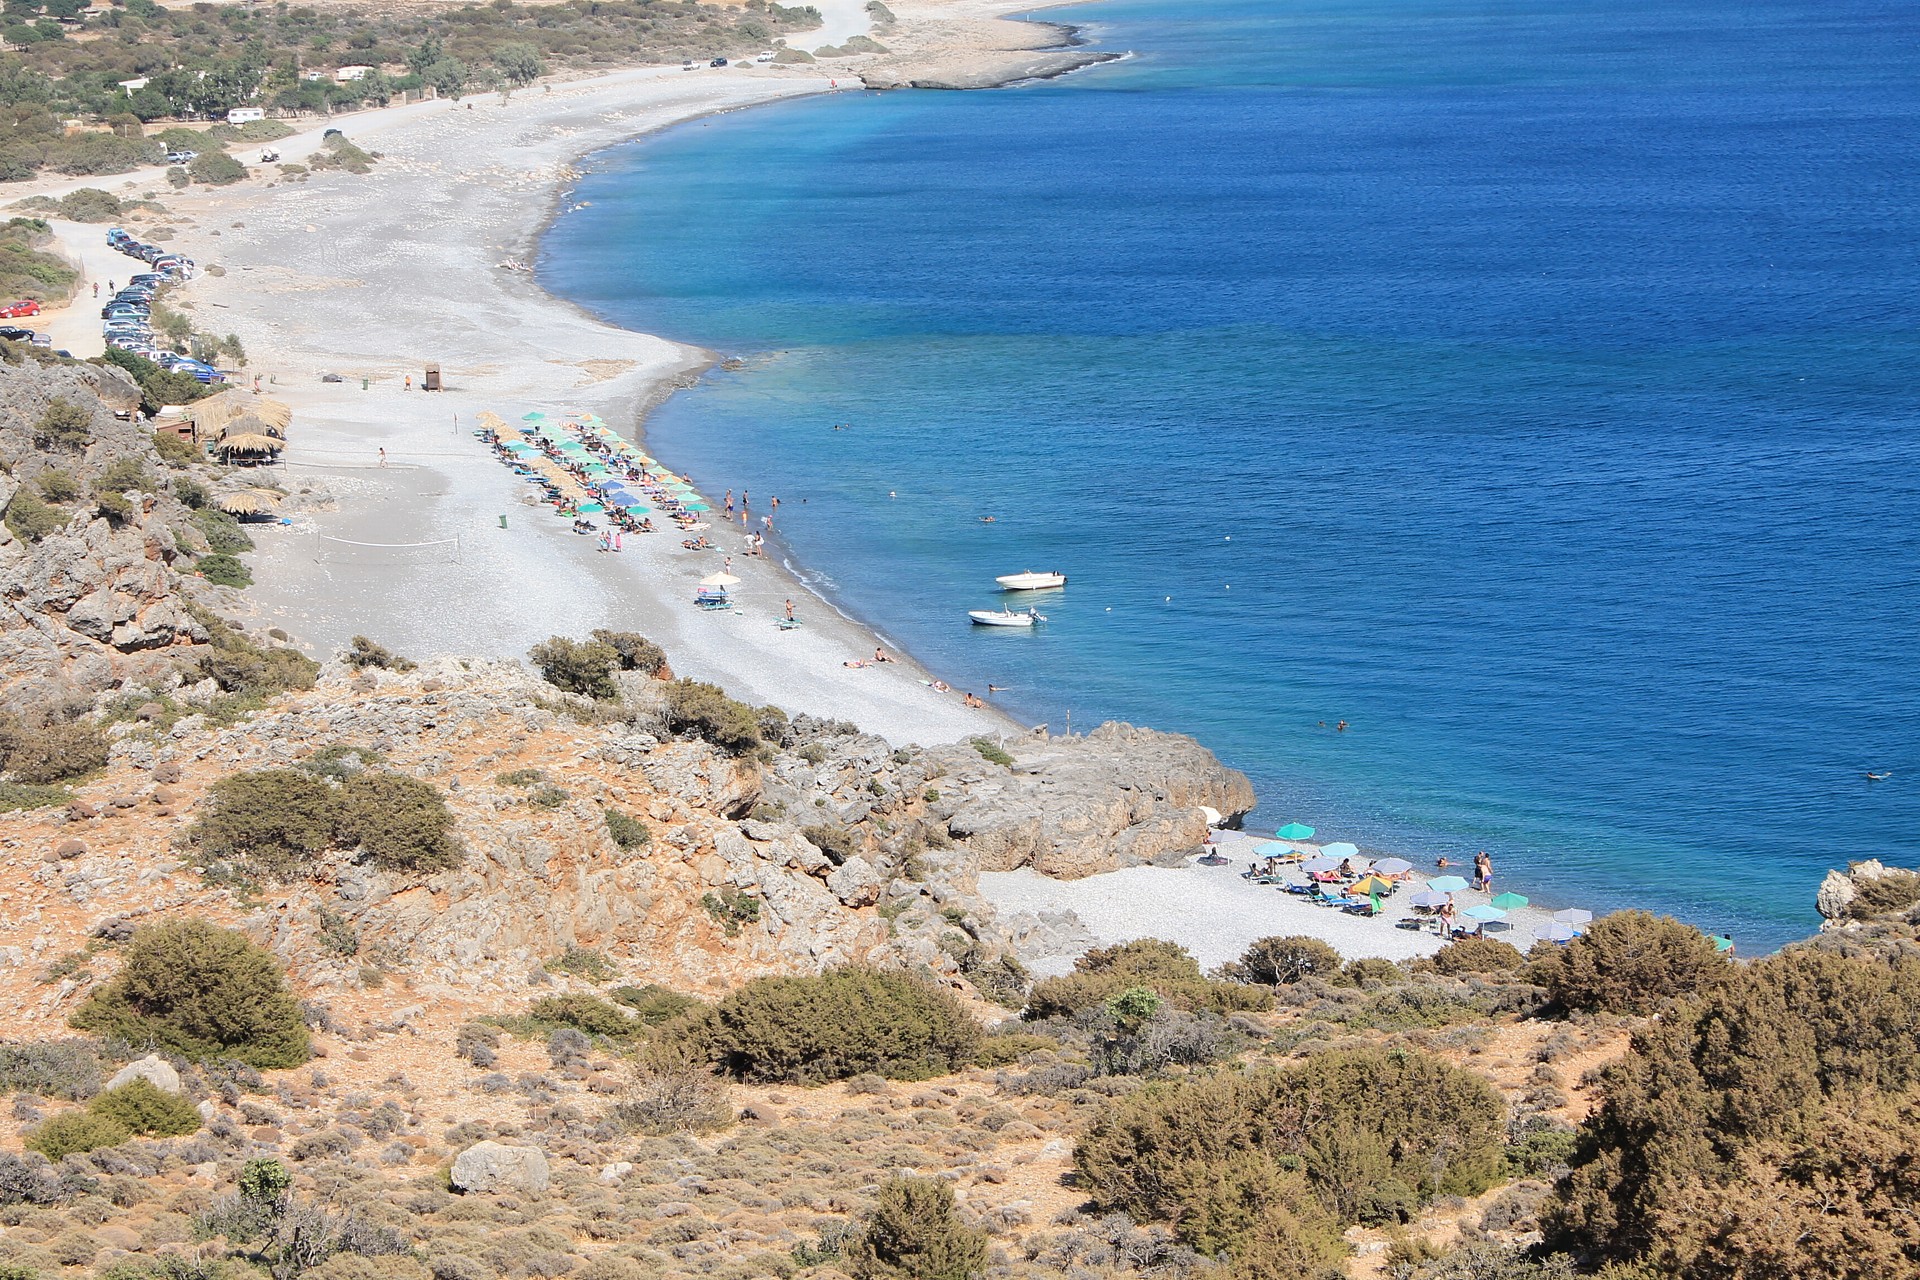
540;0;1920;951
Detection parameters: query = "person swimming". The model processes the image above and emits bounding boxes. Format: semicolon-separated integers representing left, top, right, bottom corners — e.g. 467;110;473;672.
1867;771;1893;781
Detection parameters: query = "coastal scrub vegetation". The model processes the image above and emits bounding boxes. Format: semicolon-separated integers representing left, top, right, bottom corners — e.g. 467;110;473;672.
528;634;620;700
662;678;764;754
190;765;461;881
1528;909;1729;1015
1544;945;1920;1277
0;216;76;302
590;627;668;678
1027;939;1269;1020
847;1176;989;1280
69;918;312;1068
0;706;108;784
0;0;823;182
700;967;983;1084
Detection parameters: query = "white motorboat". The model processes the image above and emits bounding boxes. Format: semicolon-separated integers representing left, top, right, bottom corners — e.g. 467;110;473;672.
996;570;1067;591
970;607;1046;627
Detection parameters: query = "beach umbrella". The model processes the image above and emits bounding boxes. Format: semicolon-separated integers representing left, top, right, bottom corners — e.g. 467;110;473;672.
621;503;651;515
1320;842;1359;859
1711;936;1734;952
219;433;281;455
684;502;711;511
1373;857;1413;875
1464;904;1508;922
576;503;604;514
1553;908;1593;925
1276;823;1316;840
215;490;280;516
1252;841;1295;857
1428;875;1469;894
1489;892;1530;910
1301;856;1340;873
522;411;546;421
1409;890;1448;908
701;572;741;587
1349;875;1394;896
1533;922;1578;943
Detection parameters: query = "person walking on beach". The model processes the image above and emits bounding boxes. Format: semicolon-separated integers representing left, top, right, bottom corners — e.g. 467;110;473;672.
377;447;387;468
1474;851;1493;893
1437;899;1457;940
92;282;98;298
404;375;412;392
724;490;733;519
613;530;622;552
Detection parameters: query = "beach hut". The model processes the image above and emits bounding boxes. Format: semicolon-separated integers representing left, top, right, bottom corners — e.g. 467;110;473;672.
218;433;283;464
424;363;442;392
222;413;285;442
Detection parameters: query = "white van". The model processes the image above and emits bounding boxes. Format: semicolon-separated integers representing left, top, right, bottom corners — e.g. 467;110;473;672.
227;106;265;124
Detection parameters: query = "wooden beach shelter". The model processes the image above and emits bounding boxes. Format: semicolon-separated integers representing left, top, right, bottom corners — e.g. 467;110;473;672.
218;433;283;464
221;413;285;442
423;363;442;392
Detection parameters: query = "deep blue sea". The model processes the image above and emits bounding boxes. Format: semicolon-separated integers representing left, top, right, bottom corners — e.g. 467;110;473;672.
540;0;1920;951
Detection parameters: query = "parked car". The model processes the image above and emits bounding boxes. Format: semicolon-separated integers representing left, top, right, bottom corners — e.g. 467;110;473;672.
165;149;197;165
0;325;33;341
755;51;776;63
28;334;50;347
710;57;728;66
129;273;164;286
0;299;42;318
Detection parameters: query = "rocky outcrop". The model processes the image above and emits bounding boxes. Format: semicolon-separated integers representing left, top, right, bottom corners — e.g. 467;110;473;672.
937;723;1254;879
451;1140;550;1194
106;1053;183;1095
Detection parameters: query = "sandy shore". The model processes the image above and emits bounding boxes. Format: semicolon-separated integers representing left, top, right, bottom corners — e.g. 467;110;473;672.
983;829;1562;972
14;0;1116;746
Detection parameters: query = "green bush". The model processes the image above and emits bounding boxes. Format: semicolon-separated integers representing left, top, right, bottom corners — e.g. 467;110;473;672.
190;769;340;879
1545;946;1920;1276
191;508;254;555
1531;910;1729;1015
0;1040;104;1099
1430;937;1526;975
801;823;858;863
704;967;983;1084
662;679;762;754
153;429;200;466
590;628;667;677
1218;935;1345;986
701;888;762;937
1848;870;1920;918
0;782;72;812
528;635;619;699
527;994;638;1039
611;984;702;1025
342;635;415;671
1077;1046;1507;1257
33;397;91;451
24;1110;130;1160
35;468;79;502
970;738;1013;767
0;712;108;784
196;553;252;587
604;808;650;850
547;946;616;983
187;151;246;185
88;1077;202;1137
69;918;311;1068
848;1176;988;1280
1027;939;1269;1019
338;770;462;872
4;487;66;543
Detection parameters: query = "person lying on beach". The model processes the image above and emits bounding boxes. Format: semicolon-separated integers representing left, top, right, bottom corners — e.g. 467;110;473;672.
931;680;951;693
963;693;984;708
843;660;868;669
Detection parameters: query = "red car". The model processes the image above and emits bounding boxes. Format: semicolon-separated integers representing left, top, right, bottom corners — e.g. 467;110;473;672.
0;300;41;318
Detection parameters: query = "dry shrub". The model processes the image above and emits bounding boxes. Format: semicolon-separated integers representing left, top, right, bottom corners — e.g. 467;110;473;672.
611;1064;732;1136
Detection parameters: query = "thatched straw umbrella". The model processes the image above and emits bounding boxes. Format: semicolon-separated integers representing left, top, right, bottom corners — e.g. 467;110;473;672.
219;433;282;458
222;413;285;442
190;391;244;433
251;399;293;431
215;490;282;517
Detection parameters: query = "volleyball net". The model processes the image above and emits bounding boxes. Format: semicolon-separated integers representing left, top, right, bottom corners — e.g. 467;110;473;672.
312;533;461;565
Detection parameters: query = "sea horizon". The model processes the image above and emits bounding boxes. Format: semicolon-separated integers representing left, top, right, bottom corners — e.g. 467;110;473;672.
538;0;1920;952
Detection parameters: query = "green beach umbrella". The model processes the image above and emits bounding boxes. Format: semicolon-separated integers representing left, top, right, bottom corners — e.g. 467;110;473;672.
1489;892;1530;910
1276;823;1315;841
521;412;546;421
576;503;604;514
1711;935;1734;952
684;502;710;511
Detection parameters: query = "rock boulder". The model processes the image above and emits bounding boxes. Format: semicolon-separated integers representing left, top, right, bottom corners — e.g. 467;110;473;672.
451;1140;550;1194
106;1053;183;1095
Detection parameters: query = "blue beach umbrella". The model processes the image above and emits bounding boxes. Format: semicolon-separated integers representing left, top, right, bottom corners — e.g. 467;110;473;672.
1428;876;1470;894
1320;842;1359;859
1464;904;1508;922
1253;841;1296;857
1533;922;1578;943
1276;823;1316;841
684;502;711;511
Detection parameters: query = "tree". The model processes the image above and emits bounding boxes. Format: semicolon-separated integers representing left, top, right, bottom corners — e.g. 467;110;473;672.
492;41;544;88
421;57;467;101
848;1177;988;1280
69;918;312;1068
1220;935;1344;986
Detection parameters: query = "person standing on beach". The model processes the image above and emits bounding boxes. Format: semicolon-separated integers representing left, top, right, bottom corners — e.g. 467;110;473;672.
1474;851;1493;893
784;599;794;622
1437;899;1457;940
377;447;387;467
724;490;733;519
